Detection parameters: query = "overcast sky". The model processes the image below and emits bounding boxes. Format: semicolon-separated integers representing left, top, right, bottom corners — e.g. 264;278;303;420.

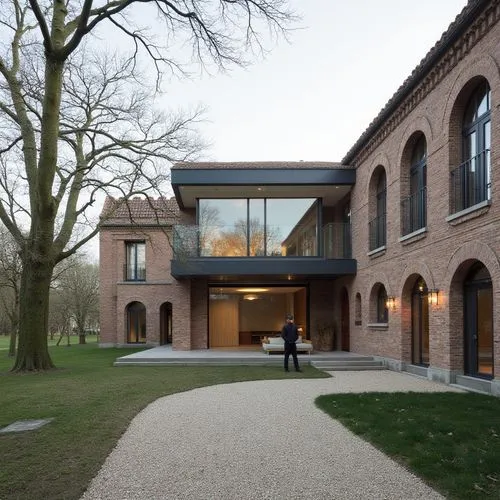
162;0;468;163
86;0;468;258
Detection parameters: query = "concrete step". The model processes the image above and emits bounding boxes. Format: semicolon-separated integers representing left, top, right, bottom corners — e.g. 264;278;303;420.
314;364;386;371
311;359;386;371
312;359;381;367
114;357;284;366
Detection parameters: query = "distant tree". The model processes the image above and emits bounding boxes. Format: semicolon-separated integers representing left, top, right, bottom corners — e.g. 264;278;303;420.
0;0;295;371
58;257;99;345
0;227;22;356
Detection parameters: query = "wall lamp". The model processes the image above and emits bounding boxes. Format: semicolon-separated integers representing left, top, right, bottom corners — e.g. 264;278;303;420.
428;289;439;306
386;296;396;311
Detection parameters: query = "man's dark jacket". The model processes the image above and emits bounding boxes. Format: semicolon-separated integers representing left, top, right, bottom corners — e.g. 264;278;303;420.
281;323;298;343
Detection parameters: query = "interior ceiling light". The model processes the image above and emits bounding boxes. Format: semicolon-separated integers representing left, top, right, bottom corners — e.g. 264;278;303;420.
243;294;259;301
237;288;269;293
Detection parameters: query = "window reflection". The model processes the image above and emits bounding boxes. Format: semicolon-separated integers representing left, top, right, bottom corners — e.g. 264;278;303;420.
198;198;318;257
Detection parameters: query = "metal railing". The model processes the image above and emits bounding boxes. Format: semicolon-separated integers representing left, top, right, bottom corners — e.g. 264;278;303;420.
123;264;146;281
450;149;490;213
173;222;352;259
401;187;426;236
368;213;386;251
322;222;352;258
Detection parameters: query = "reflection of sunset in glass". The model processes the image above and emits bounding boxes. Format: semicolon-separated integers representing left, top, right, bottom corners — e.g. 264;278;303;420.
198;198;317;257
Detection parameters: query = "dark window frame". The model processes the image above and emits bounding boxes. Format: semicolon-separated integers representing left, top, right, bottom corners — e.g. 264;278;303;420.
402;136;427;235
451;82;491;213
377;286;388;323
125;241;146;281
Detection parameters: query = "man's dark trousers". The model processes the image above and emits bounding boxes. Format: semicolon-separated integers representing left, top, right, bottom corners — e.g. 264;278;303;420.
284;341;300;371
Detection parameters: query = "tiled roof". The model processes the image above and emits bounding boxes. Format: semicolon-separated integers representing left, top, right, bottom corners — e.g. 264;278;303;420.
342;0;490;164
100;196;179;226
172;161;347;169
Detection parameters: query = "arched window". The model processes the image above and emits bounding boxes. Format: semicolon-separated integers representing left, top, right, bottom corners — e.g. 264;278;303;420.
451;81;491;212
377;286;388;323
402;135;427;235
355;293;362;325
127;301;146;343
369;170;387;251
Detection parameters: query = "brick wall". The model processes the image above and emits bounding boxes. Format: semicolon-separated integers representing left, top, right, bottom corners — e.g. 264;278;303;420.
347;15;500;376
99;226;192;348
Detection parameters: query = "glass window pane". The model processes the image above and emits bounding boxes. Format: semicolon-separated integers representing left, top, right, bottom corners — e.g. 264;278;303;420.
249;199;265;256
267;199;317;256
199;199;248;256
126;244;135;278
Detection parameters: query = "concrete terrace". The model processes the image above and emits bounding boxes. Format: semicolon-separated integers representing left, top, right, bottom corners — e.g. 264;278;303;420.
113;346;386;371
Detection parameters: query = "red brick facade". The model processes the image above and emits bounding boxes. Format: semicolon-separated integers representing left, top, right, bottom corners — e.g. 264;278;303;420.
99;1;500;392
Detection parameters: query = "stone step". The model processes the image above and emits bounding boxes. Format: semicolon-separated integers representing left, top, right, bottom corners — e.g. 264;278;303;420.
311;359;382;368
314;364;386;371
114;357;284;366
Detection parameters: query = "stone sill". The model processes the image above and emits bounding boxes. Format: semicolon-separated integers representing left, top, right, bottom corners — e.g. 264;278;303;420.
118;280;173;285
446;199;491;226
398;227;427;245
367;323;388;330
367;246;386;258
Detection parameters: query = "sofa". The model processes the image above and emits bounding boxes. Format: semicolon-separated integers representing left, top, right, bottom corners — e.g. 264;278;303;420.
262;336;313;355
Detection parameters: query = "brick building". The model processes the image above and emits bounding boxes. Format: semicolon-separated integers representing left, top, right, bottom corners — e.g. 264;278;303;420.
99;0;500;394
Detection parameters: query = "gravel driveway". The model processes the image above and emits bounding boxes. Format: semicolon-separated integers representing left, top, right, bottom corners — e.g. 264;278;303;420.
81;371;463;500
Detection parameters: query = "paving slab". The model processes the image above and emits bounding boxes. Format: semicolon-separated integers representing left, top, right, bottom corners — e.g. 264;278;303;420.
0;418;54;433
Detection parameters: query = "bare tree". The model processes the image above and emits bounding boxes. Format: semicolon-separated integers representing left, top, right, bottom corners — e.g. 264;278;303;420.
57;256;99;344
0;226;22;357
49;288;73;347
0;0;295;371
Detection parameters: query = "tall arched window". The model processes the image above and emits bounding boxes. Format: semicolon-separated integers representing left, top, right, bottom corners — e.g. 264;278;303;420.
451;81;491;212
377;286;388;323
402;136;427;235
369;171;387;251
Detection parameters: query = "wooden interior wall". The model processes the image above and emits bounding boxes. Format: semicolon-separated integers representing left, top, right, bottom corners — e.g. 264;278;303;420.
209;296;239;347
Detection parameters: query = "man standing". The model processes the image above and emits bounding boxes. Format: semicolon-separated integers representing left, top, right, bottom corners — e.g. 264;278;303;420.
281;314;301;372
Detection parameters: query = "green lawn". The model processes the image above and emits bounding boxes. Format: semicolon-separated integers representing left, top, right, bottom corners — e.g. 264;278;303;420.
3;340;500;500
316;392;500;500
0;341;327;500
0;333;99;351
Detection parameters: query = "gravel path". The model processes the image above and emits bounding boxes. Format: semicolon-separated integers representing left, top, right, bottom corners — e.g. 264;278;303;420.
81;371;463;500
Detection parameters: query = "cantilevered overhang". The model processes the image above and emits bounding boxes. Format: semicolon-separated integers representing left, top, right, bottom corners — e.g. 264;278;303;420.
171;257;356;280
171;166;356;209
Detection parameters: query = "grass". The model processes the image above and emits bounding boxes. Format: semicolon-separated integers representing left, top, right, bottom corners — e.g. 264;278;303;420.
0;340;327;500
316;392;500;500
0;334;99;350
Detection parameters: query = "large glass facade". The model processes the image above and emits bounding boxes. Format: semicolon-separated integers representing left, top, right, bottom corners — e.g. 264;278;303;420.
208;285;307;348
198;198;318;257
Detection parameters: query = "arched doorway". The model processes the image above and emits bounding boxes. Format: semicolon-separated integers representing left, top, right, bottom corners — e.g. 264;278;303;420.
127;301;146;343
464;263;493;378
340;287;350;351
411;278;429;366
160;302;172;345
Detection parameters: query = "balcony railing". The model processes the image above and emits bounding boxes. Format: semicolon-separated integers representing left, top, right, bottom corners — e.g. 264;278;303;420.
401;187;427;236
450;149;490;213
322;222;352;258
368;213;386;251
123;264;146;281
173;222;352;259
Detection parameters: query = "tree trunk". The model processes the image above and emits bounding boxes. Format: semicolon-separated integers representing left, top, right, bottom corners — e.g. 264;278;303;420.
79;334;86;345
8;296;19;357
8;330;16;357
12;258;55;371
